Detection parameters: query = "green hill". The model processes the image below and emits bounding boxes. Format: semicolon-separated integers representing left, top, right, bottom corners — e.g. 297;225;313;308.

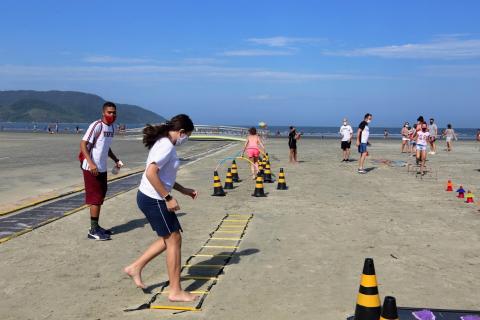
0;90;166;123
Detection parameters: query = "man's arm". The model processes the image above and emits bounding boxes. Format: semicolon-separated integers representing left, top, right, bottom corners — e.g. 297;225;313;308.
356;128;362;146
80;140;98;175
108;148;120;163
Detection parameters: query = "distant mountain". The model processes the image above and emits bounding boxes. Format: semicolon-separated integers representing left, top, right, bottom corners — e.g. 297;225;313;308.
0;90;166;123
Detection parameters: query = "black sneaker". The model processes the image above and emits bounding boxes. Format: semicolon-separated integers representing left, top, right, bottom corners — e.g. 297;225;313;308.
88;228;111;241
97;226;113;235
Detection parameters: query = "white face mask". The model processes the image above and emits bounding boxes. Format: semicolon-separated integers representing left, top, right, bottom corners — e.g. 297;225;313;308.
343;121;347;125
366;119;371;124
175;134;189;146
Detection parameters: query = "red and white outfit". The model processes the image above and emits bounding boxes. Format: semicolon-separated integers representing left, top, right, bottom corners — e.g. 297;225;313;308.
416;131;430;151
81;120;115;205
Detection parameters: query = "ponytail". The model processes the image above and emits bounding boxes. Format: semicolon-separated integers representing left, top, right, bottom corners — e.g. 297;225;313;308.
142;114;194;149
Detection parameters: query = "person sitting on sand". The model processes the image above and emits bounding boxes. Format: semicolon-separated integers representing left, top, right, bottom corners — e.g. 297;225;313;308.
124;114;199;303
242;127;265;179
443;124;457;152
416;122;430;175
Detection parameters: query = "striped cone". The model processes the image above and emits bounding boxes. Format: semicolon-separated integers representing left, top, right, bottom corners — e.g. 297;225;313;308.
258;162;264;178
212;171;226;196
252;173;267;197
380;296;399;320
263;162;273;183
354;258;381;320
277;168;288;190
231;160;240;182
224;168;234;189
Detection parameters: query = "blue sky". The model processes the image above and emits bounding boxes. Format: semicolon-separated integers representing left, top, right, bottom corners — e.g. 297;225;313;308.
0;1;479;127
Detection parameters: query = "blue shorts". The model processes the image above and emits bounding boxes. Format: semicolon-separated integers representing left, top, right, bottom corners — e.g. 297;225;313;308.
137;191;182;237
416;144;427;151
358;143;368;154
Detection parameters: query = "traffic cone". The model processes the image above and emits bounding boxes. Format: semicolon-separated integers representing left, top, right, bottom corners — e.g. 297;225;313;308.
224;168;234;189
380;296;398;320
258;162;265;178
212;171;226;196
277;168;288;190
446;180;453;191
465;191;474;203
456;186;465;198
263;162;274;183
231;160;240;182
265;153;269;162
354;258;381;320
252;172;267;197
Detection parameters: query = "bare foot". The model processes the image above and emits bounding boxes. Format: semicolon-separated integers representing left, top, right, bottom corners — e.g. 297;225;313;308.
168;290;199;302
123;265;146;289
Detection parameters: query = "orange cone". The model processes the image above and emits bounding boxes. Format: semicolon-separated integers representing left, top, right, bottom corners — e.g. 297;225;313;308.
446;180;453;191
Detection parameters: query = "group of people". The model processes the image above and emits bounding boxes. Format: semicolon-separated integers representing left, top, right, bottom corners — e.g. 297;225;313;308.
401;118;458;154
80;102;199;302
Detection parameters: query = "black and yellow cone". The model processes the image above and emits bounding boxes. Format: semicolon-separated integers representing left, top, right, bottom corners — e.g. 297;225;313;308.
252;173;267;197
277;168;288;190
231;160;240;182
380;296;398;320
212;171;226;196
263;162;274;183
354;258;381;320
258;162;265;178
224;168;234;189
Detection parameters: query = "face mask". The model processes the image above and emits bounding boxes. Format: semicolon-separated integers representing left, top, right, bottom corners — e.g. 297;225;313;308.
430;121;433;124
366;119;371;124
343;122;347;125
175;134;189;146
104;114;116;125
422;128;427;132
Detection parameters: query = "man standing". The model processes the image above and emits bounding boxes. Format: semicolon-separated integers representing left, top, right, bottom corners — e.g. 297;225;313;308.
356;113;372;174
288;126;300;163
80;102;123;240
339;118;353;162
428;118;438;155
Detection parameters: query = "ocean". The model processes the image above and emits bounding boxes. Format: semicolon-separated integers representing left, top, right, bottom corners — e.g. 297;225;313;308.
1;122;478;140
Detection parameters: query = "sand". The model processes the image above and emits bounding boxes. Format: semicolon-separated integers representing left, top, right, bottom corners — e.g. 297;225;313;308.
0;136;479;320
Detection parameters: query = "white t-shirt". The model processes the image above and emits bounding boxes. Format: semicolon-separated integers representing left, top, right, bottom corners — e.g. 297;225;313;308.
339;125;353;142
359;121;370;144
417;131;430;146
81;120;114;173
138;138;180;200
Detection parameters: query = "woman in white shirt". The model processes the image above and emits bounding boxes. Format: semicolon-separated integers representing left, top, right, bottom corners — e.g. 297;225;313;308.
124;114;198;302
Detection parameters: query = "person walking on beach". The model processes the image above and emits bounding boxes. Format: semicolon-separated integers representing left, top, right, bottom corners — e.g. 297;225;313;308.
428;118;438;155
80;102;123;240
124;114;199;302
416;122;430;175
242;127;265;179
339;118;353;162
288;126;301;163
443;124;457;152
356;113;372;174
401;122;410;153
384;129;389;139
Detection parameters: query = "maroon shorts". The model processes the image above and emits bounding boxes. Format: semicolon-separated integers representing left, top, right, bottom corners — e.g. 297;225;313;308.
82;170;108;205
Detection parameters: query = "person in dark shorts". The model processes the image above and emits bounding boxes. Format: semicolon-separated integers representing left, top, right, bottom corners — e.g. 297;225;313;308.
288;126;301;163
80;102;123;240
124;114;199;303
339;118;353;161
356;113;372;174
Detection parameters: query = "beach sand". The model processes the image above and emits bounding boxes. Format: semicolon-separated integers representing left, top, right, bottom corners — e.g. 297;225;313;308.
0;136;479;319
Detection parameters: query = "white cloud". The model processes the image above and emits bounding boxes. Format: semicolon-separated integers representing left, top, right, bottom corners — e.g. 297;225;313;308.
420;64;480;78
221;49;295;57
325;38;480;60
247;36;325;47
0;64;367;82
182;58;223;65
83;55;153;64
250;94;274;100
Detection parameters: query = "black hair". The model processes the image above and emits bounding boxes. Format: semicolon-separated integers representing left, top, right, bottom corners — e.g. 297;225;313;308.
142;114;194;149
103;101;117;110
248;127;257;135
364;113;372;119
447;123;452;129
417;116;424;123
289;126;294;130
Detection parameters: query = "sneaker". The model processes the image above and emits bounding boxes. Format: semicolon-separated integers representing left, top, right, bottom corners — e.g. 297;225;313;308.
88;228;111;241
357;169;367;174
97;226;113;235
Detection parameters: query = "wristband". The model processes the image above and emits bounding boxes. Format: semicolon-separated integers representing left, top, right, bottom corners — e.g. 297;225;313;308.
164;194;173;202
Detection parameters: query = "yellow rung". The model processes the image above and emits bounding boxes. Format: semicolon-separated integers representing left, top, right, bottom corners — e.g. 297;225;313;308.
215;230;243;234
160;290;209;295
193;254;233;258
181;275;218;280
210;237;242;241
218;225;246;228
223;219;250;222
202;245;238;249
183;264;224;268
150;305;201;311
